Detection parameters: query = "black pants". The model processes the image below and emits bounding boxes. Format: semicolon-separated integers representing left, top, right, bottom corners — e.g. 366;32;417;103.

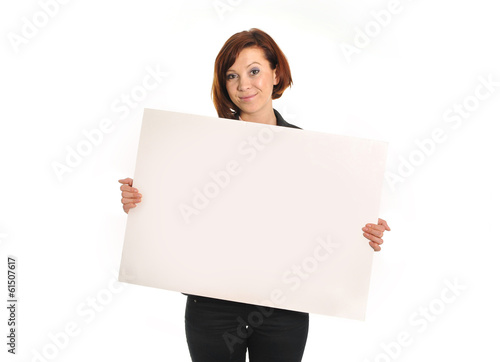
185;294;309;362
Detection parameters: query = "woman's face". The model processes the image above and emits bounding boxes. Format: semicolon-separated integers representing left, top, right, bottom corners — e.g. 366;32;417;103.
225;46;278;119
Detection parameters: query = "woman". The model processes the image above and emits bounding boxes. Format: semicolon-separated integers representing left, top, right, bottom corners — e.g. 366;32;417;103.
119;28;390;362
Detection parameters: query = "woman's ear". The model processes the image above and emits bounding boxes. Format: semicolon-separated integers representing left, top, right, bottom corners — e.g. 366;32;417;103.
273;66;279;85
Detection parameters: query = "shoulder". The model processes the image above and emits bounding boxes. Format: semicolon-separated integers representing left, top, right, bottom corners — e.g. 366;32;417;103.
274;109;302;130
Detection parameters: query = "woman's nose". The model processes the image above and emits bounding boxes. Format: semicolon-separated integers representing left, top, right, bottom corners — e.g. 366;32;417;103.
237;75;251;91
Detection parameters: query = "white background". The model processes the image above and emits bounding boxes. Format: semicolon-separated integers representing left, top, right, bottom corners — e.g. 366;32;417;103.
1;0;499;361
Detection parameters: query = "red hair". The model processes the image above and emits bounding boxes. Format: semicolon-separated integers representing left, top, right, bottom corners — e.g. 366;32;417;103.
211;28;293;119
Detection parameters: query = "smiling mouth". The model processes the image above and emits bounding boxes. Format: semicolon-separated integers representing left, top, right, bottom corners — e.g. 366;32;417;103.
239;94;257;101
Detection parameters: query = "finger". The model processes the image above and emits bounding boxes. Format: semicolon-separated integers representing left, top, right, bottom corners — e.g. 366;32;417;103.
118;178;134;186
369;241;381;252
120;184;139;193
121;191;142;199
121;198;142;206
121;196;142;205
363;231;383;245
362;225;384;238
378;218;391;231
123;203;137;214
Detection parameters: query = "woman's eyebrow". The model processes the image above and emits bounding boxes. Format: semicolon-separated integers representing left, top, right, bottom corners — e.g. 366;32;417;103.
226;62;262;73
246;61;261;67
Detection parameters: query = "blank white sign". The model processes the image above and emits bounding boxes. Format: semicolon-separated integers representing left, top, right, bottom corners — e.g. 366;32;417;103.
119;108;388;320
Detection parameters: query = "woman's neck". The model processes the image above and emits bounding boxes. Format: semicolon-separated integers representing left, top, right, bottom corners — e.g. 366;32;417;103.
239;107;277;126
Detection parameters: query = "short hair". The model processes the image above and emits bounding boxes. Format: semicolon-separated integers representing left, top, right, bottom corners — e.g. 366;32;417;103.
211;28;293;119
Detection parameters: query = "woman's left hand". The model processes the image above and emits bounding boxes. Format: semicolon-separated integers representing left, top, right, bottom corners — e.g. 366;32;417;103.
362;218;391;252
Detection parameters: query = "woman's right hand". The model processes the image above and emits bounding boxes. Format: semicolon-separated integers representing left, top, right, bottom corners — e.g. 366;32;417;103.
118;178;142;214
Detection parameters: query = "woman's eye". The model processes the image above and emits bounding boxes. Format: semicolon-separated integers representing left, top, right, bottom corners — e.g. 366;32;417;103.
226;74;237;80
250;68;260;75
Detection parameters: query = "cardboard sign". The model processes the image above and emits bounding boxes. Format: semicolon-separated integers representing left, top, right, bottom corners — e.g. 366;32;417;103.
119;108;387;320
